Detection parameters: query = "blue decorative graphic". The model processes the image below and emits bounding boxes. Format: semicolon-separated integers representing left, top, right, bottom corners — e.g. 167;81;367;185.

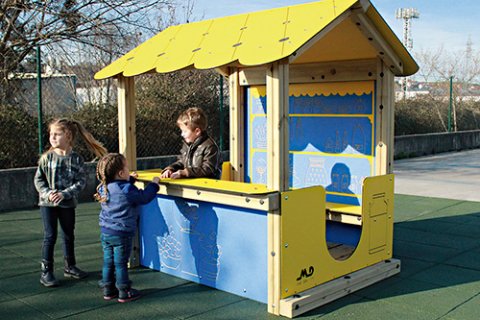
289;93;372;114
140;195;268;303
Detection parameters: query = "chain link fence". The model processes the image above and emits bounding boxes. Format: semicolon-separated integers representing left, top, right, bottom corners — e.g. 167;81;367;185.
0;69;229;170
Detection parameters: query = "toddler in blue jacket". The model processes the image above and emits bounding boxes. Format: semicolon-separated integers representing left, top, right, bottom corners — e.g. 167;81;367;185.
95;153;160;302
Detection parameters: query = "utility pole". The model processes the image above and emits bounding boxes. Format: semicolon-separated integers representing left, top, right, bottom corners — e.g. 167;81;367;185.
395;8;420;99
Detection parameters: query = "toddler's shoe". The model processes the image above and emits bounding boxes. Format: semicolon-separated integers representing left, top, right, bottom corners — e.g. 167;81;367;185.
118;288;141;303
103;286;119;301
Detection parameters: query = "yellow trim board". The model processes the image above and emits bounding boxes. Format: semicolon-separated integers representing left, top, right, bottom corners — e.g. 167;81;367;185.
136;170;273;195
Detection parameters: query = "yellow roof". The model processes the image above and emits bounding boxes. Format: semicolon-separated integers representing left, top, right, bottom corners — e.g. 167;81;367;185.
95;0;418;80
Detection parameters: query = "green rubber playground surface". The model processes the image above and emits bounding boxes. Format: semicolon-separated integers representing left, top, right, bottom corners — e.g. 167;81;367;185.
1;194;479;319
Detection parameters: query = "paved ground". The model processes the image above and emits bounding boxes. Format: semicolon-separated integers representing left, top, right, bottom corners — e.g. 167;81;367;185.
394;149;480;202
1;151;479;319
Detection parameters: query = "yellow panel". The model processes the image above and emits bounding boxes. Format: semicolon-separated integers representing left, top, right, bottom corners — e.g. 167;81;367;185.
234;8;288;66
193;14;248;69
94;0;418;79
292;18;378;65
123;26;179;77
220;161;232;181
135;169;273;195
282;0;355;58
93;48;137;80
280;174;395;299
154;20;213;73
249;81;373;98
362;173;394;256
281;186;327;296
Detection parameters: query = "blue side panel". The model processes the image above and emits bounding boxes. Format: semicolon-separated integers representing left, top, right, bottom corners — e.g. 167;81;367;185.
139;195;268;303
326;221;361;247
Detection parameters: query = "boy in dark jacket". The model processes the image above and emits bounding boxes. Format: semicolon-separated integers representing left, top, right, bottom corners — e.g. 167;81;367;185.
95;153;160;303
161;107;222;179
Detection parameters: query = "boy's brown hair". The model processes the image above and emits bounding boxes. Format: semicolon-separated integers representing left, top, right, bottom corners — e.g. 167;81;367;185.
176;107;207;131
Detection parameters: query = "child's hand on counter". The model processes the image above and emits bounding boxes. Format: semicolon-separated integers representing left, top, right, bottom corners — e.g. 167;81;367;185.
161;169;172;178
171;169;187;179
152;177;160;184
130;171;139;179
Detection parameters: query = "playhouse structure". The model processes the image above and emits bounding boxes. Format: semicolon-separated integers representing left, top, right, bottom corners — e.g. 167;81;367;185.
94;0;418;317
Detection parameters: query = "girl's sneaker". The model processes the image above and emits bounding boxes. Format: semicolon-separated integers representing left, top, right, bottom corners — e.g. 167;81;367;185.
103;286;119;301
118;288;141;303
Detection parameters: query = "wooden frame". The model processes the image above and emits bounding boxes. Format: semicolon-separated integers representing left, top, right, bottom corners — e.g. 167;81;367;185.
117;75;137;170
239;59;377;86
228;68;245;182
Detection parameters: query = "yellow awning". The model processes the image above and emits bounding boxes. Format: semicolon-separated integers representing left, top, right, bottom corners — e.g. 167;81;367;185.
94;0;418;80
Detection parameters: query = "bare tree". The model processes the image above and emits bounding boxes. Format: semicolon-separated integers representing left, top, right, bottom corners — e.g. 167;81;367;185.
0;0;173;102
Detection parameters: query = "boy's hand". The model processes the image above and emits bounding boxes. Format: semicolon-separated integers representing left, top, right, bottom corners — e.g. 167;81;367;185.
161;169;172;178
152;177;160;184
130;171;139;179
171;169;187;179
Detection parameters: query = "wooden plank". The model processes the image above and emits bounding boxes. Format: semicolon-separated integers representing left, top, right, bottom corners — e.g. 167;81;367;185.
375;59;388;175
228;69;245;182
353;13;404;76
240;59;377;86
117;75;137;170
329;244;355;261
268;208;282;315
326;211;362;225
325;202;362;216
266;61;289;315
385;69;395;174
154;183;278;211
279;259;401;318
118;75;138;267
266;61;289;191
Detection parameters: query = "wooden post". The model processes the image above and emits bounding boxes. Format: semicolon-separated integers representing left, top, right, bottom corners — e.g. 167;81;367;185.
374;59;396;175
117;75;137;170
228;69;245;182
266;61;289;315
117;74;139;267
266;61;289;191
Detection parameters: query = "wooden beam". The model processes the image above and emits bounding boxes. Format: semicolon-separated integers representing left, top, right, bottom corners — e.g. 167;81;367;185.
117;75;137;170
384;68;395;174
353;13;404;75
374;59;395;175
374;59;386;175
135;180;279;211
279;259;401;318
117;75;138;268
228;68;245;181
239;59;377;86
266;61;289;191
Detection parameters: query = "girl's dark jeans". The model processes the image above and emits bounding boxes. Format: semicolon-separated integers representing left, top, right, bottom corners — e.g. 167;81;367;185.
101;233;133;290
40;206;76;262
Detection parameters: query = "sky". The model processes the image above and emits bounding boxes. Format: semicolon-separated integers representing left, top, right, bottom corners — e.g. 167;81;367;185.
189;0;479;54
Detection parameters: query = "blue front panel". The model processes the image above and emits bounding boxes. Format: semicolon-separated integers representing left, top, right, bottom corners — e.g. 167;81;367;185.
139;195;268;303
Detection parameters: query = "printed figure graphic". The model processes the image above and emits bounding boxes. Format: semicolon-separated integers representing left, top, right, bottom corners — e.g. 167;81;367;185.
325;163;360;206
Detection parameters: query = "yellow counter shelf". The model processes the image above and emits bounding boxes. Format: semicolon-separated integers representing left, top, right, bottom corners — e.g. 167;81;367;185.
135;169;278;211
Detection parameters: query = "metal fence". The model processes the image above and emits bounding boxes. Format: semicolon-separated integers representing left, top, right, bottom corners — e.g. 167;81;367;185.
0;70;229;170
